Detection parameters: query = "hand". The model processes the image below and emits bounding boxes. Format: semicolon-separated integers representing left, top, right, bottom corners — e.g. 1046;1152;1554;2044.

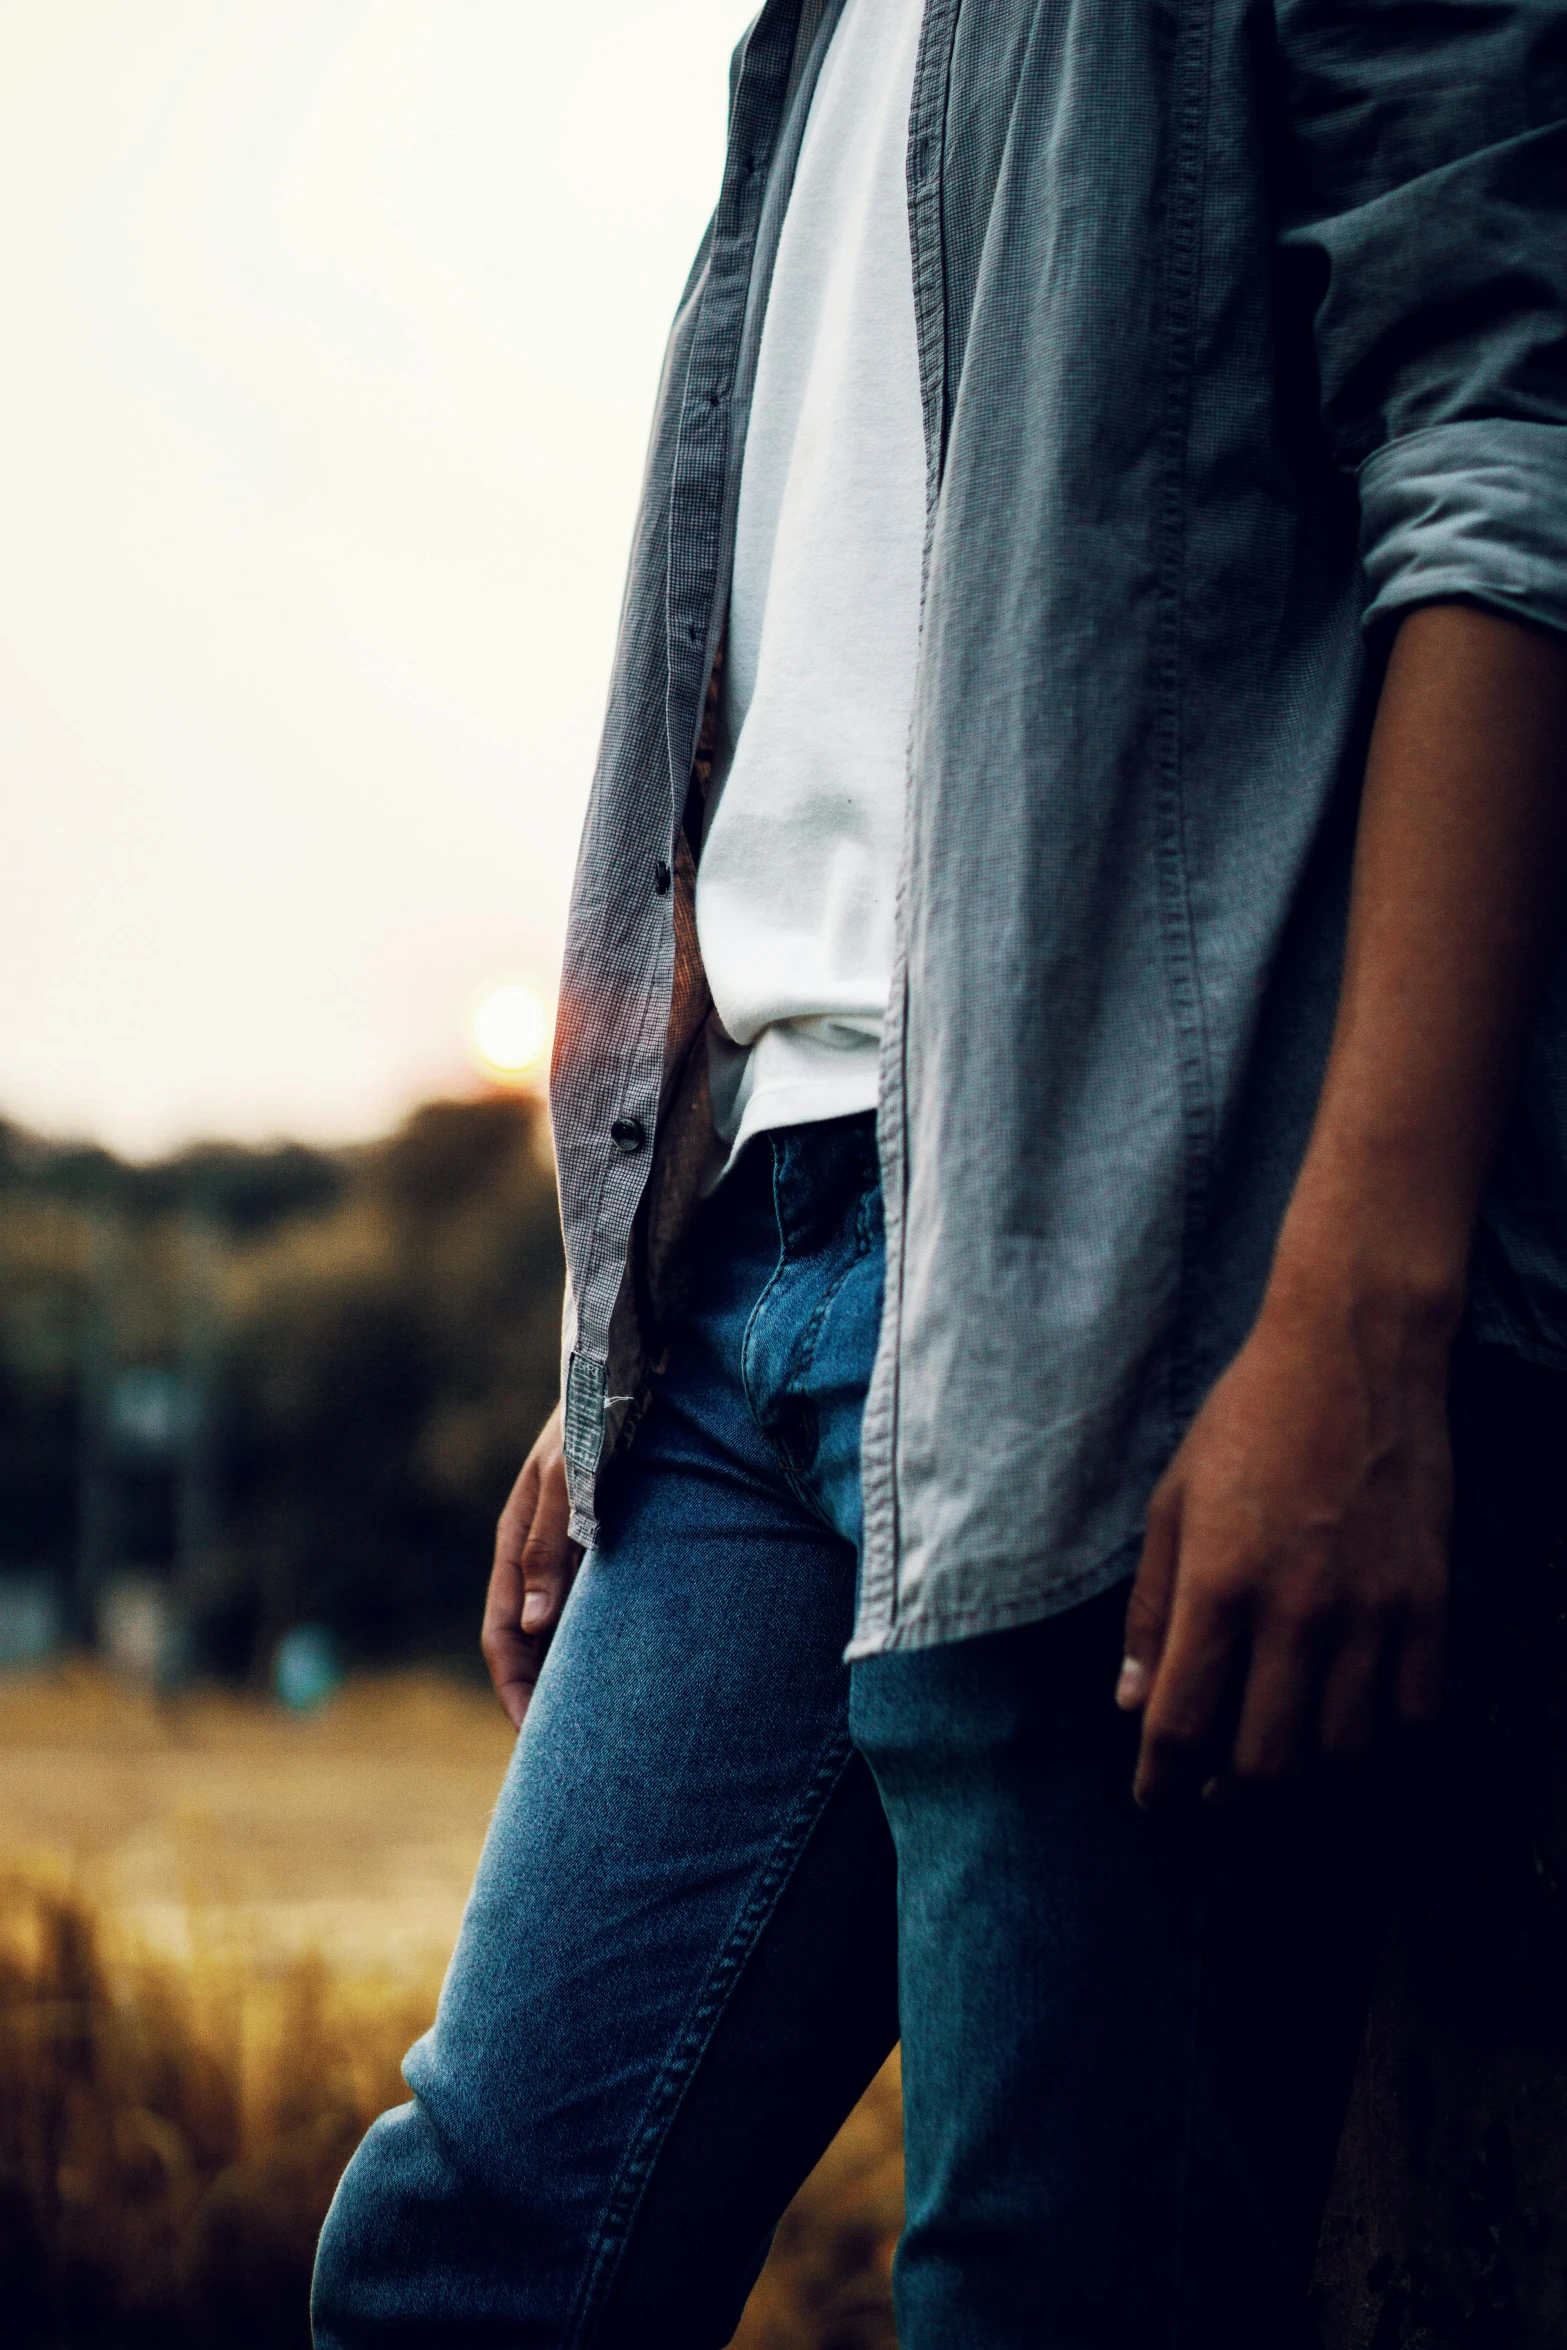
482;1404;584;1730
1116;605;1567;1805
1116;1258;1451;1806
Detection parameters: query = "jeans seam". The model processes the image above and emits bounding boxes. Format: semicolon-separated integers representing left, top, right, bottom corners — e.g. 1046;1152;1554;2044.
738;1136;793;1438
789;1175;877;1392
743;1137;879;1517
562;1728;859;2350
774;1183;878;1526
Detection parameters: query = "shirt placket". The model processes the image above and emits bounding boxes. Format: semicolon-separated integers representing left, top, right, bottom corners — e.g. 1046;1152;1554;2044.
561;1;813;1521
855;0;960;1632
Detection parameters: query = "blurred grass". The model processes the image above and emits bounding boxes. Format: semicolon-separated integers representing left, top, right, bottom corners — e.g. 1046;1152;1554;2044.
0;1665;901;2349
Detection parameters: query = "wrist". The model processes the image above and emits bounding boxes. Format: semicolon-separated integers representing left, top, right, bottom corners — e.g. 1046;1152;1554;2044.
1264;1229;1463;1366
1266;1141;1470;1359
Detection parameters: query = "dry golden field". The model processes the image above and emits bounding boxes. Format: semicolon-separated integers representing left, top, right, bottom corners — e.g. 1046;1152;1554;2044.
0;1664;901;2350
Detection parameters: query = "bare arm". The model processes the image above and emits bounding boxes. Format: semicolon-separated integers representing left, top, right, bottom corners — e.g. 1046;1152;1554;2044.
1120;601;1567;1803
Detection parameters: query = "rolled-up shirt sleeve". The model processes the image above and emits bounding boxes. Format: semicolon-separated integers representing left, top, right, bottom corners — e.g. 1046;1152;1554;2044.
1272;0;1567;635
1359;418;1567;634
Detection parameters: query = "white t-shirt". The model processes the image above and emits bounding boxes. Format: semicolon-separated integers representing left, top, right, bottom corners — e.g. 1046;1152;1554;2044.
696;0;926;1174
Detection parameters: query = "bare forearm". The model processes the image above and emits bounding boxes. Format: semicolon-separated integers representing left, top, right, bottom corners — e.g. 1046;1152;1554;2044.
1277;601;1567;1317
1123;601;1567;1801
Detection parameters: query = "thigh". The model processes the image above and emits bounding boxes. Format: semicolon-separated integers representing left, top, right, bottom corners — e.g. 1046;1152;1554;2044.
314;1353;898;2350
853;1586;1385;2350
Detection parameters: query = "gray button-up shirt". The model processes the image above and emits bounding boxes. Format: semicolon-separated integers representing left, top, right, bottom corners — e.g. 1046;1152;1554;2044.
549;0;1567;1657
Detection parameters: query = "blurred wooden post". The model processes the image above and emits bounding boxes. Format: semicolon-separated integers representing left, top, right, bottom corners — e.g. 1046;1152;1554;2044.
1315;1929;1567;2347
1312;1445;1567;2349
177;1195;222;1591
72;1203;118;1645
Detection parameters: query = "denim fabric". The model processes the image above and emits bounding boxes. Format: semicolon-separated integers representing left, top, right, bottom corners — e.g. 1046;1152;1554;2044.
311;1119;899;2349
546;0;1567;1659
307;1117;1475;2350
855;1607;1386;2350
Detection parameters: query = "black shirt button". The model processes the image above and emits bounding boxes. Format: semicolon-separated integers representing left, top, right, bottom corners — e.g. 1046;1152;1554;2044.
610;1116;646;1155
654;857;671;895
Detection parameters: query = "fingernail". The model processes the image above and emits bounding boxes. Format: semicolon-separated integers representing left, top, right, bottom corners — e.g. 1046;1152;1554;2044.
521;1590;551;1633
1116;1657;1150;1709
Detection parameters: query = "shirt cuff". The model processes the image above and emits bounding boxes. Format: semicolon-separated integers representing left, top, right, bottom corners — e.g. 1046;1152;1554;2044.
1358;419;1567;638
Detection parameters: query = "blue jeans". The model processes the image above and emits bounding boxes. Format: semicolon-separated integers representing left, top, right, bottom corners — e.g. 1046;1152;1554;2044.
312;1115;1393;2348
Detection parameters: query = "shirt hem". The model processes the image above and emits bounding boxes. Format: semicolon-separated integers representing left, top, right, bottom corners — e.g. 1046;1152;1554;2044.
710;1069;883;1183
845;1531;1142;1661
1463;1298;1567;1378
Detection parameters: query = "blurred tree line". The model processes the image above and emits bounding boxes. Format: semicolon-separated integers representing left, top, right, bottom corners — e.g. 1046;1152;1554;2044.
0;1096;564;1676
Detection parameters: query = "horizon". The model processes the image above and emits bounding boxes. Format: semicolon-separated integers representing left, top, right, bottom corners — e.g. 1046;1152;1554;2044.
0;1070;549;1171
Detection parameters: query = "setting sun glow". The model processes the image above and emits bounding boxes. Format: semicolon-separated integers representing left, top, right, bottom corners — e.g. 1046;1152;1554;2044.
469;982;549;1085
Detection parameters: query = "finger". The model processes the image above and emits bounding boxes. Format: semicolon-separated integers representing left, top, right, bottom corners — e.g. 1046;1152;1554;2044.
1118;1481;1182;1712
482;1453;546;1727
1135;1575;1246;1808
481;1548;536;1731
1230;1612;1322;1784
1392;1589;1446;1726
494;1452;542;1578
520;1459;579;1637
1316;1625;1384;1764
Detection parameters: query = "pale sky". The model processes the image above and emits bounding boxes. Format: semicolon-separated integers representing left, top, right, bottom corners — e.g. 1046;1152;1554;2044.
0;1;757;1155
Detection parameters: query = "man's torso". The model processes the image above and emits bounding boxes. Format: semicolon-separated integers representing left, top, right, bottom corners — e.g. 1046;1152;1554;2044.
549;0;1567;1657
